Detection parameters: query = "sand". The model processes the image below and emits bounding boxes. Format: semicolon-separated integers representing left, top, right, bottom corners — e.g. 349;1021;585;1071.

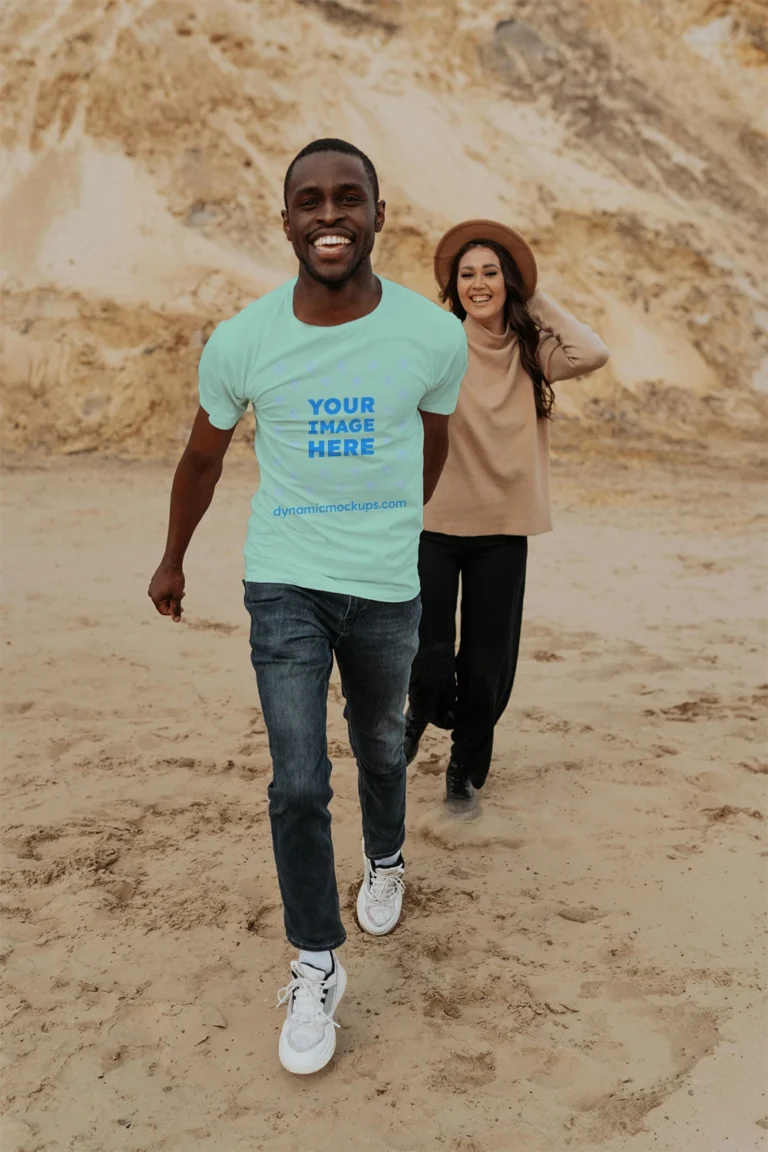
1;1;767;1146
1;448;766;1152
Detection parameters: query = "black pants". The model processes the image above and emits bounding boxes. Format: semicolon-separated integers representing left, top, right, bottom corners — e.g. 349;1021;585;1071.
408;531;528;789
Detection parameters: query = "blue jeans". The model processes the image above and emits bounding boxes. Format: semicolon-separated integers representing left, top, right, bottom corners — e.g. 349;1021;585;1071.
244;582;421;951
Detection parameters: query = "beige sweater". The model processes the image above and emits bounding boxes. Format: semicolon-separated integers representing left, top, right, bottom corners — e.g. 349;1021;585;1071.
424;291;609;537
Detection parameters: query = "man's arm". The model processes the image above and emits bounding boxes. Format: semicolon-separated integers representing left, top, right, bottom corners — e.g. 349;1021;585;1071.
148;406;236;621
420;410;450;505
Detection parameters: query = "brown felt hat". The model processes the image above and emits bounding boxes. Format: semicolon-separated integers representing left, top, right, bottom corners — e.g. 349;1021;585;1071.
434;219;538;300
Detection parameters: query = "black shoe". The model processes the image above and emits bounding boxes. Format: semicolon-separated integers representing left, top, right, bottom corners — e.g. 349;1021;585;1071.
445;759;478;814
403;708;428;766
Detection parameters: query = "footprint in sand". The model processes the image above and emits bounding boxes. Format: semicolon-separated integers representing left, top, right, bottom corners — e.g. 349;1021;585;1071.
558;906;606;924
530;1047;590;1089
424;987;463;1019
666;843;703;859
430;1049;496;1092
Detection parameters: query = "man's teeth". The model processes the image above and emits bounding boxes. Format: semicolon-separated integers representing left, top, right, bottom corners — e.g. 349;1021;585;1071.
314;236;352;247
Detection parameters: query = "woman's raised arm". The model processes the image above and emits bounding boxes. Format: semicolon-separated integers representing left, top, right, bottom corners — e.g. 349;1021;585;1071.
530;290;609;383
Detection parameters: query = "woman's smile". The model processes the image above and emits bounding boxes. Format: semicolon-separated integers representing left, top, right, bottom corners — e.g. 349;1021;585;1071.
456;245;507;332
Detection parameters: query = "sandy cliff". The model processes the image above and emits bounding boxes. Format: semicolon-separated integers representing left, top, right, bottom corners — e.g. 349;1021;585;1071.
1;0;766;456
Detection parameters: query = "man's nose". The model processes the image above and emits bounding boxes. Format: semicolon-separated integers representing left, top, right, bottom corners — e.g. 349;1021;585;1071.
316;196;344;223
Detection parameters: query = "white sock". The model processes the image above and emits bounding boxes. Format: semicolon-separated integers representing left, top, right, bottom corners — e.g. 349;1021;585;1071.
298;949;333;975
374;850;401;869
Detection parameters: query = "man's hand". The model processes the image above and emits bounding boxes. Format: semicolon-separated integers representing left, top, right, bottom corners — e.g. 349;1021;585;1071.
148;562;186;622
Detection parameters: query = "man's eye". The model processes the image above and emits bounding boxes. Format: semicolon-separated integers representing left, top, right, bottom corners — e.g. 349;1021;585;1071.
342;196;361;205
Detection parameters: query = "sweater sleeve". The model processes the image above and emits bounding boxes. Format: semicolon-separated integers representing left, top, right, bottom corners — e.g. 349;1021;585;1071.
529;290;610;383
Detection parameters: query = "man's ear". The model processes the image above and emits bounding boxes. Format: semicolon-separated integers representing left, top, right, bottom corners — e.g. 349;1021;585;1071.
281;208;291;242
374;199;386;234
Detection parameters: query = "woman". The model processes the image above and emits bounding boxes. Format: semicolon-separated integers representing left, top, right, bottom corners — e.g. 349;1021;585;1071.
406;219;610;812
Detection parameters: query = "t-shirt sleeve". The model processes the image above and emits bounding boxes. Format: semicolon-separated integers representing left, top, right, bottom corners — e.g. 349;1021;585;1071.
419;320;468;415
198;325;248;430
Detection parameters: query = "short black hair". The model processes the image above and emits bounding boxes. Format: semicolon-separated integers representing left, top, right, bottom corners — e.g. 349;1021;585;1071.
283;138;379;206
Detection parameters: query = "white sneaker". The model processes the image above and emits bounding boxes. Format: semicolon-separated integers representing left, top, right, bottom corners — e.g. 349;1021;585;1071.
277;956;347;1075
356;847;405;935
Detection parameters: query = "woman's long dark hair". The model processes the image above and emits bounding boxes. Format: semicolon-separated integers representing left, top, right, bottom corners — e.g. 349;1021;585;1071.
442;239;555;419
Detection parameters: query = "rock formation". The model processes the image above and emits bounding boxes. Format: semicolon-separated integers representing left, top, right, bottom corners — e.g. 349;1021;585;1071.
1;0;765;455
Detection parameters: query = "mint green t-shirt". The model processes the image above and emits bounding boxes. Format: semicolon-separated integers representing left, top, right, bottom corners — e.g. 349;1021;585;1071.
199;277;468;602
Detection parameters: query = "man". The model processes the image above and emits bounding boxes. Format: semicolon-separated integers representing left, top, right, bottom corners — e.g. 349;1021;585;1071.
148;139;467;1075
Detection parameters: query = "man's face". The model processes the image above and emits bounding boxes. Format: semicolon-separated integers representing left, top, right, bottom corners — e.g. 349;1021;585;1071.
282;152;385;287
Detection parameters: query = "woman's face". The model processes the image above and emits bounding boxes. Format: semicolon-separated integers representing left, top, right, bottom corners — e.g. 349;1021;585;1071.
456;245;507;329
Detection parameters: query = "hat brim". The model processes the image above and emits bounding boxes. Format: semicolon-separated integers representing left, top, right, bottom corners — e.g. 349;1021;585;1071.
434;219;538;300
